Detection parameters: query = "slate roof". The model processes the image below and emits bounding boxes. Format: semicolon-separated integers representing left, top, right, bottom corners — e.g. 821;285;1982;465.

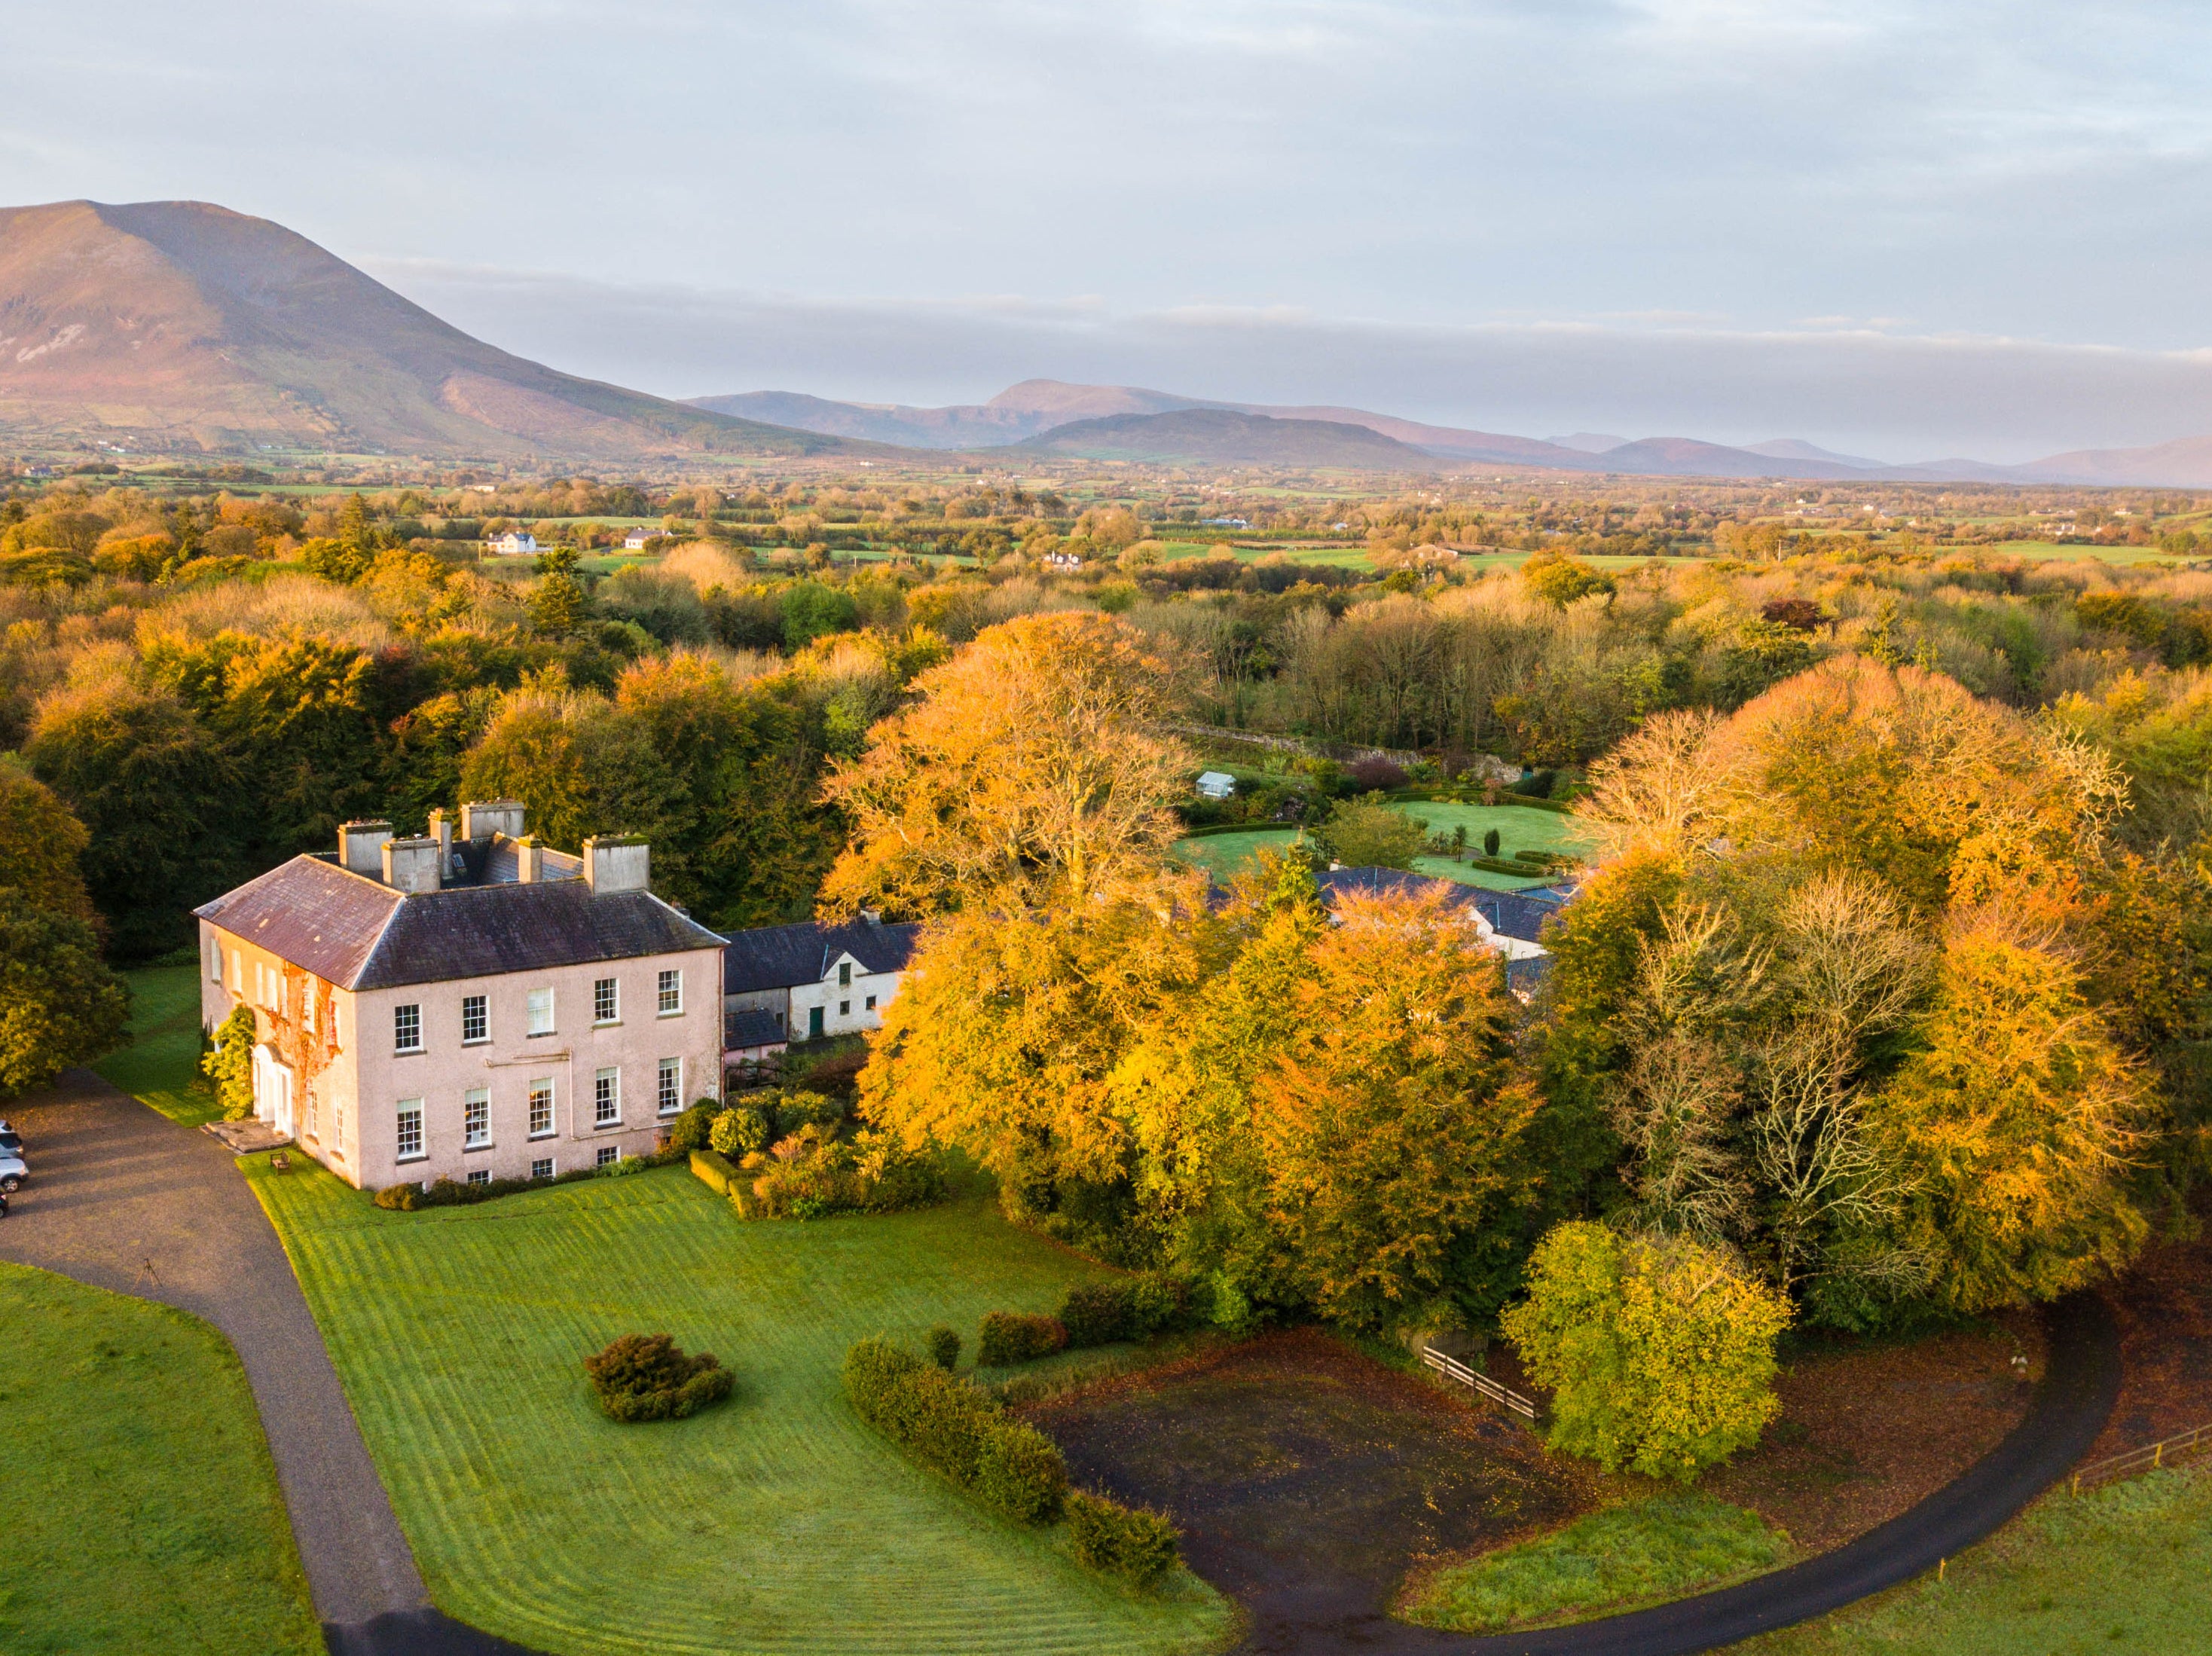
723;1008;789;1051
1307;868;1576;944
720;918;924;995
194;854;725;991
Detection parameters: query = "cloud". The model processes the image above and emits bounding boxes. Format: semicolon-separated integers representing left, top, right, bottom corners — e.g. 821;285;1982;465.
368;260;2212;462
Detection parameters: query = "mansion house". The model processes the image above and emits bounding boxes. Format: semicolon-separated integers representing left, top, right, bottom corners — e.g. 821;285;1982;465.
195;801;726;1191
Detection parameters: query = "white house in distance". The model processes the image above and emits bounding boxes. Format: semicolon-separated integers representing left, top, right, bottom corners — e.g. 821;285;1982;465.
194;802;726;1190
720;915;921;1067
486;529;539;556
622;527;658;551
1195;771;1237;800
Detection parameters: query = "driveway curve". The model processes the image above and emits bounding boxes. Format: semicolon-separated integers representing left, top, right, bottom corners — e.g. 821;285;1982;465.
1;1070;2120;1656
1453;1288;2120;1656
0;1069;540;1656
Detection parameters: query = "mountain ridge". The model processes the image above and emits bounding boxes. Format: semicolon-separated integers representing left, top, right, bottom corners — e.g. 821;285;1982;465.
0;199;866;461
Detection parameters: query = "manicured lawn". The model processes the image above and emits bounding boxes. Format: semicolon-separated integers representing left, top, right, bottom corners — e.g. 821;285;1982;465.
1174;802;1587;894
249;1160;1231;1656
1404;1492;1791;1633
0;1262;321;1656
1739;1466;2212;1655
90;964;221;1128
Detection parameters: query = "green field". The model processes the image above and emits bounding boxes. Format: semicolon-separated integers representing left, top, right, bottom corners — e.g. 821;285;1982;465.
91;964;220;1128
1743;1466;2212;1654
0;1262;321;1656
1174;800;1587;893
248;1158;1230;1656
1405;1493;1791;1633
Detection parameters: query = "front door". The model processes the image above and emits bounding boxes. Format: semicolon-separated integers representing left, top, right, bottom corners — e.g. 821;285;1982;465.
808;1006;825;1040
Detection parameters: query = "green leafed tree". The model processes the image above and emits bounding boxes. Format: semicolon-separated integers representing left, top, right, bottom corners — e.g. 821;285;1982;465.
0;890;129;1098
1503;1221;1790;1481
1309;796;1428;870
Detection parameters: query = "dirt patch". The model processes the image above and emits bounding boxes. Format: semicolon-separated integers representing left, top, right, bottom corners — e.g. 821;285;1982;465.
1698;1312;2041;1551
1025;1329;1592;1654
2090;1226;2212;1459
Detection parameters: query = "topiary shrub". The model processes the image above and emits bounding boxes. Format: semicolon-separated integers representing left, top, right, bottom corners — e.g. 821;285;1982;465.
1065;1489;1181;1584
1483;827;1502;858
926;1324;961;1370
201;1005;257;1123
582;1334;734;1423
710;1105;771;1158
977;1311;1068;1367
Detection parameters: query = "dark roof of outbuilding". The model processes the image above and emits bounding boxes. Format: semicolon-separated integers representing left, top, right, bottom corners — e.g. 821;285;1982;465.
194;854;724;990
723;1007;789;1051
720;918;923;995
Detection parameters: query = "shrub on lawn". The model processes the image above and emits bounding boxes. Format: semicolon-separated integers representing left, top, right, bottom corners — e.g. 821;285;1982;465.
582;1334;734;1423
1058;1274;1191;1348
1065;1489;1181;1584
977;1311;1068;1367
665;1099;720;1155
926;1324;961;1370
744;1126;946;1220
842;1337;1068;1523
710;1105;771;1158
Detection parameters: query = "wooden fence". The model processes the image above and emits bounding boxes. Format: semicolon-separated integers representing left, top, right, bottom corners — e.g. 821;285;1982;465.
1422;1345;1538;1422
2071;1421;2212;1495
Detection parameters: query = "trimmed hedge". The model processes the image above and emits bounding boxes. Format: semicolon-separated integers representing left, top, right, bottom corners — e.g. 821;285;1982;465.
689;1147;741;1196
977;1312;1068;1367
374;1148;685;1211
582;1334;734;1423
1058;1275;1190;1349
926;1324;961;1370
1065;1489;1181;1584
842;1338;1068;1523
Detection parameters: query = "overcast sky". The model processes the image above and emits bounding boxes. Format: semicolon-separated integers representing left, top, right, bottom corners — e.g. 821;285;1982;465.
8;2;2212;460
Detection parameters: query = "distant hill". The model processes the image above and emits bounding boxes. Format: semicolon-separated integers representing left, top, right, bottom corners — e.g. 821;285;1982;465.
1005;408;1440;468
0;200;860;460
2009;434;2212;487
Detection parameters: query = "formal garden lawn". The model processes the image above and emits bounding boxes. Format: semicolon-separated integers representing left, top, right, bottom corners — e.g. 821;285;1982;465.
247;1157;1233;1656
90;964;219;1127
0;1262;321;1656
1741;1465;2212;1655
1174;800;1589;894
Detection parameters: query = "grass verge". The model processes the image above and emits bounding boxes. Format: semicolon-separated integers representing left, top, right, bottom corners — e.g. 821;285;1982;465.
248;1156;1230;1656
0;1261;321;1655
1403;1492;1791;1633
1173;802;1586;894
90;964;220;1128
1737;1465;2212;1654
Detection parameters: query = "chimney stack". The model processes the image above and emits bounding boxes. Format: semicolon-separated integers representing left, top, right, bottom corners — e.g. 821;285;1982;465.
382;837;442;894
460;799;524;843
515;836;542;884
582;835;649;895
427;807;454;872
339;820;393;876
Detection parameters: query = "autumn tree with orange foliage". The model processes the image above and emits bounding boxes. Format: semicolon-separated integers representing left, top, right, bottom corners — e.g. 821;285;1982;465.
820;612;1193;917
1253;882;1544;1328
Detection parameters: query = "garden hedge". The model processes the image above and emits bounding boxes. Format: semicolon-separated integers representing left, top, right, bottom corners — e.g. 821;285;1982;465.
977;1312;1068;1367
1065;1489;1181;1584
583;1334;734;1423
842;1338;1067;1523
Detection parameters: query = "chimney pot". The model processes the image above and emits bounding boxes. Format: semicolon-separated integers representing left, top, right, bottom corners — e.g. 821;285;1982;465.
338;820;393;875
382;836;442;894
582;835;650;895
515;836;542;884
460;799;525;843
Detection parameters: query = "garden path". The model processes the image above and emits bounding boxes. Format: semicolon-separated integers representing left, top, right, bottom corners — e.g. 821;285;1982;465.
0;1069;538;1656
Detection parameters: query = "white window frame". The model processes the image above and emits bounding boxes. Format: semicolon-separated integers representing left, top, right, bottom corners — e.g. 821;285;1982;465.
596;1145;621;1169
531;1156;555;1180
594;977;620;1025
396;1098;425;1163
466;1169;490;1187
209;940;222;982
657;1057;683;1116
527;987;555;1037
527;1077;555;1140
657;969;683;1016
594;1066;621;1128
463;1086;490;1150
394;1004;423;1055
461;995;488;1045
